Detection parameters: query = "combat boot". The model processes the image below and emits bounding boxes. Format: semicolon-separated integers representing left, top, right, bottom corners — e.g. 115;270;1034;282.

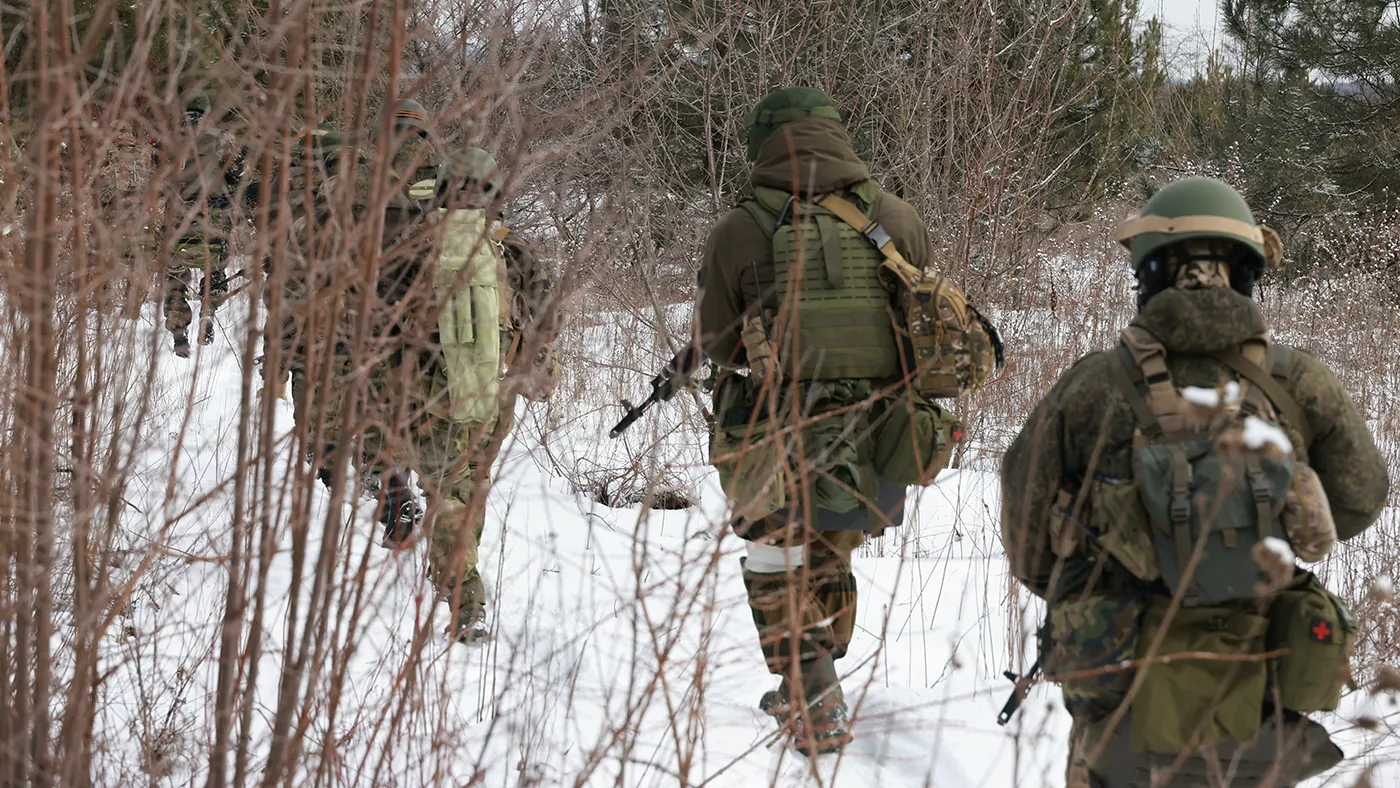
172;329;191;358
198;313;215;346
376;473;422;548
448;574;490;645
759;653;852;756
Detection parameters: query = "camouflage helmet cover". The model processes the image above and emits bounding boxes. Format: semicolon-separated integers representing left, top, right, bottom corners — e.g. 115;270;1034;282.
1117;177;1281;272
436;147;503;205
744;86;842;162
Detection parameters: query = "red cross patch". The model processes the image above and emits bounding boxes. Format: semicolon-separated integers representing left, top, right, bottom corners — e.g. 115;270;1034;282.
952;426;964;443
1309;618;1333;644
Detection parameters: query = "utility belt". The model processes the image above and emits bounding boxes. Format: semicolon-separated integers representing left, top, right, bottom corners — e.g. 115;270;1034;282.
708;372;958;532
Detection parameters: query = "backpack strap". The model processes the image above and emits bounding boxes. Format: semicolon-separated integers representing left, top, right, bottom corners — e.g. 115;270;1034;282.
811;191;923;283
814;212;844;287
1211;345;1313;447
1120;326;1187;435
1109;345;1165;440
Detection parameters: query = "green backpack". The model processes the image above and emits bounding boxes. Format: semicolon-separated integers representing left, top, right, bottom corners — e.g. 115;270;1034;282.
432;207;505;424
739;182;903;382
1103;325;1309;605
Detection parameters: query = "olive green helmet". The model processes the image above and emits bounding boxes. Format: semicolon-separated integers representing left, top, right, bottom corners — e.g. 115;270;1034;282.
185;92;211;119
744;86;842;162
390;98;430;138
435;147;503;205
1117;177;1282;273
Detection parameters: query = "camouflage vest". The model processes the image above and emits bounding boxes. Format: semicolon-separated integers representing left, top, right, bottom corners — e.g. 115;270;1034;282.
740;182;901;382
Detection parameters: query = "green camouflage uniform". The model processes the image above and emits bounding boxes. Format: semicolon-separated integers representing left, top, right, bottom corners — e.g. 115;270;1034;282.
160;96;244;355
695;88;950;754
1001;181;1389;787
251;124;373;477
97;121;153;309
374;147;555;640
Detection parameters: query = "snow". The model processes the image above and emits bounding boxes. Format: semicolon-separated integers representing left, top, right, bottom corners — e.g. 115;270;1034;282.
80;292;1400;786
1181;386;1220;407
1182;382;1241;409
1242;415;1294;454
1375;576;1395;596
1261;536;1296;565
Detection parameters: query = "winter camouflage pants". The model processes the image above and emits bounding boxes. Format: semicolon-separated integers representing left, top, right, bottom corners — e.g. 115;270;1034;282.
403;400;516;619
162;207;232;348
741;526;863;675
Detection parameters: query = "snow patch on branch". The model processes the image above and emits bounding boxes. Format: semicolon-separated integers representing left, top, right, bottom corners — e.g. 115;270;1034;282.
1243;416;1293;454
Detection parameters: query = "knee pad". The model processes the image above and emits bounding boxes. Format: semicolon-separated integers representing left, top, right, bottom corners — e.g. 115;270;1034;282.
743;542;804;574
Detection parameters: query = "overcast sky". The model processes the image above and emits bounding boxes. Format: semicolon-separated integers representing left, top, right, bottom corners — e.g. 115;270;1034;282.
1150;0;1220;34
1143;0;1226;73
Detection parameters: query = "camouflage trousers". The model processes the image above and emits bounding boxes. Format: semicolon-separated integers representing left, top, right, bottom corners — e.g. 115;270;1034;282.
408;403;515;621
162;238;230;353
741;525;863;676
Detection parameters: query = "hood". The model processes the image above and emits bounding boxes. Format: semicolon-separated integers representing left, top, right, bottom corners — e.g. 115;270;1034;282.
750;117;870;194
1131;287;1267;354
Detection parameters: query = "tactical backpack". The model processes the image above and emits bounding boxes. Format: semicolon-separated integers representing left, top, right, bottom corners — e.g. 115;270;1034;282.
1080;326;1337;605
738;185;1002;397
431;207;508;424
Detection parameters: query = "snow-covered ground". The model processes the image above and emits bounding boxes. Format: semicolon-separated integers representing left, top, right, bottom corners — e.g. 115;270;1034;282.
86;293;1400;786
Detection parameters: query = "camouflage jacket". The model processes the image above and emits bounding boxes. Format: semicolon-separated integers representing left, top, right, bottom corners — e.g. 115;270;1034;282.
1001;286;1391;601
100;124;150;207
161;125;243;208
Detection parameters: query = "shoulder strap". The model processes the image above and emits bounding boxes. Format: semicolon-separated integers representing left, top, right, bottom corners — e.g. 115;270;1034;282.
1120;326;1187;435
739;200;777;241
1110;345;1165;439
1211;347;1313;446
811;192;922;282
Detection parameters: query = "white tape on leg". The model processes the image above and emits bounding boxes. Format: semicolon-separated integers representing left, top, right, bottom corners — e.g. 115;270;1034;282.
745;542;804;574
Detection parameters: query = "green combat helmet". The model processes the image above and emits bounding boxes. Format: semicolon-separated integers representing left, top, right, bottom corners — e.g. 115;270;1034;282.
744;86;842;162
1116;177;1284;306
392;98;430;138
435;147;503;207
185;92;211;125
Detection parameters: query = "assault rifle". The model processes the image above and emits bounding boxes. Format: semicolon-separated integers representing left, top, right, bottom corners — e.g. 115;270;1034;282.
996;659;1042;726
609;344;705;439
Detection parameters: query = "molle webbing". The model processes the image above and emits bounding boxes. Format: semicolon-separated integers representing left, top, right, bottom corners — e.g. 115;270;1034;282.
745;187;900;382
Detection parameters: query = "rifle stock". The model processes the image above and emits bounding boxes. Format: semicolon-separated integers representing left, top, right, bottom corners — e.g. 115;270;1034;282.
608;344;704;438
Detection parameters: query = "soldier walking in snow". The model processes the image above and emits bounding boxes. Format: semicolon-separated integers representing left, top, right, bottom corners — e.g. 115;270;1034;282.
370;145;557;643
1000;177;1388;787
694;86;995;755
157;92;244;357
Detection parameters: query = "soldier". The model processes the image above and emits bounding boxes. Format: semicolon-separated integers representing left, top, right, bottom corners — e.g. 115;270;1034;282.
159;92;244;357
97;118;153;312
367;99;442;532
252;122;372;485
1000;178;1389;786
372;147;556;642
693;86;964;755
